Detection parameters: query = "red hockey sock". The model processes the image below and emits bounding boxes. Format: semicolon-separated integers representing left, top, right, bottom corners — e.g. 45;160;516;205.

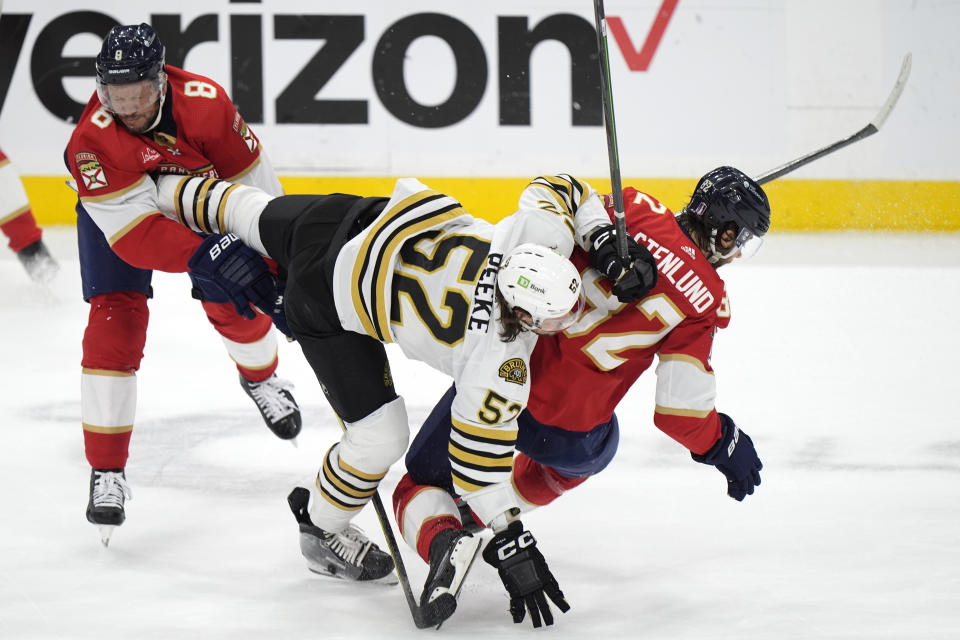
1;210;42;252
511;453;588;507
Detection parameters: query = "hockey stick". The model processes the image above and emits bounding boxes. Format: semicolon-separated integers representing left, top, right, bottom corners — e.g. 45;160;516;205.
756;52;912;185
592;0;629;261
332;415;435;629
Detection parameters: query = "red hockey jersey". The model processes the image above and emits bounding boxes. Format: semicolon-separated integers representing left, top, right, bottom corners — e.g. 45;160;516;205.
527;187;730;455
65;66;280;272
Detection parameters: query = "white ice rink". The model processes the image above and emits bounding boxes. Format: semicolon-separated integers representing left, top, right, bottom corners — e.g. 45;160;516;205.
2;227;959;639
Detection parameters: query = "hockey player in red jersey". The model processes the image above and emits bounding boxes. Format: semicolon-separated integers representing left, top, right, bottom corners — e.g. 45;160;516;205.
394;166;769;627
65;23;301;546
0;147;59;283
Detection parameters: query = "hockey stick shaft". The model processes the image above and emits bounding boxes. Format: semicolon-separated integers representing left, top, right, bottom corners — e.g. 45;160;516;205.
333;414;429;628
593;0;629;261
756;52;912;185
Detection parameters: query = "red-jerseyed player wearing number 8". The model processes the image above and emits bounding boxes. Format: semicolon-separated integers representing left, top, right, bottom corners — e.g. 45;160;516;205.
64;23;300;546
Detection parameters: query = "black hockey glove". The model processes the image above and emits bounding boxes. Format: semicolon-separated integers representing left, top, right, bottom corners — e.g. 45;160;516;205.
588;224;658;303
691;413;762;501
188;233;278;323
482;521;570;628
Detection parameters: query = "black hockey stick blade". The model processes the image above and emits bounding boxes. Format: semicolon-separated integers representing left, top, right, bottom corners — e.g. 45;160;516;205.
756;52;912;185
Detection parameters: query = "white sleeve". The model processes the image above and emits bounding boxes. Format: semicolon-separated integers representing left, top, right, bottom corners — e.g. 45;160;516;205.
235;148;283;197
511;174;611;256
81;174;161;244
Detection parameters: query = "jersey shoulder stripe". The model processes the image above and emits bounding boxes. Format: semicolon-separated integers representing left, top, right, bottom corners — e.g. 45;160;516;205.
350;189;466;340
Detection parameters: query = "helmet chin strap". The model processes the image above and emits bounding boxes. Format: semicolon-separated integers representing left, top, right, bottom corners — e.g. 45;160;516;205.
143;84;167;132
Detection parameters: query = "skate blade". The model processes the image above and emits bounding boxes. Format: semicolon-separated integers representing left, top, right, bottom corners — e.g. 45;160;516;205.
435;535;483;630
306;564;399;586
97;525;118;547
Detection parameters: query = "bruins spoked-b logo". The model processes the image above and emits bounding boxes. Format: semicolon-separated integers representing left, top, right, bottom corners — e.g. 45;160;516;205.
498;358;528;385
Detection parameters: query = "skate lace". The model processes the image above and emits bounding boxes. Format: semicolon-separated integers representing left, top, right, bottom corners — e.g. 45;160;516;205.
325;525;373;566
92;471;132;508
246;376;297;421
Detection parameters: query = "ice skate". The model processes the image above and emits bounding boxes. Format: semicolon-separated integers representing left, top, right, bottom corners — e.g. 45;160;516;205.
240;374;301;440
420;528;482;628
85;468;131;547
17;239;59;284
287;487;397;584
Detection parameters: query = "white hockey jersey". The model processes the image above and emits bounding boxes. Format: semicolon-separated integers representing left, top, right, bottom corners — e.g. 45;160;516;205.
332;175;609;506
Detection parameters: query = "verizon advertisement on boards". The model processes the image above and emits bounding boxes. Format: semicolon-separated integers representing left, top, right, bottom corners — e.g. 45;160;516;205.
0;0;952;180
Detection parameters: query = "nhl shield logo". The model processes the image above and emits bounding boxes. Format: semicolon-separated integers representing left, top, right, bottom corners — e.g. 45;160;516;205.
498;358;528;385
75;152;108;191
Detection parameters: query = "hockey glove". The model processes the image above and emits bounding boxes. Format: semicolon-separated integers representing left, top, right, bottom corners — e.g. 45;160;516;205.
691;413;763;501
187;233;277;322
482;520;570;628
588;224;658;303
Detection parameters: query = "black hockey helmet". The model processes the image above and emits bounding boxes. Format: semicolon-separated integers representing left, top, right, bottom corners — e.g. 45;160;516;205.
96;23;166;86
95;24;167;119
685;166;771;263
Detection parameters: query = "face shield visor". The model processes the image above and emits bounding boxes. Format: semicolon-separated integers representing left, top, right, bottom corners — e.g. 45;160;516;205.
96;72;166;117
711;225;765;263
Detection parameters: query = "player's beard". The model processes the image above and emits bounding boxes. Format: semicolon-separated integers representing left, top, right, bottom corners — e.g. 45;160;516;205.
119;103;160;134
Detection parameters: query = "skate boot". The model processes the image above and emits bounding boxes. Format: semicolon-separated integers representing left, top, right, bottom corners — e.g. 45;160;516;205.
287;487;397;584
239;374;301;440
85;468;131;547
17;239;59;284
420;528;483;627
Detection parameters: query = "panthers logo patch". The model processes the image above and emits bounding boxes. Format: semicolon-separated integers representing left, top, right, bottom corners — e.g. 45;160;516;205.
498;358;528;385
75;152;108;191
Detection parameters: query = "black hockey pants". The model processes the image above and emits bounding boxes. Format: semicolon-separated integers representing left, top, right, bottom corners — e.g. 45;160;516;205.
257;193;396;423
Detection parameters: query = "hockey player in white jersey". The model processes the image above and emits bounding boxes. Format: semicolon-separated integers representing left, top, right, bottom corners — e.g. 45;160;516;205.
154;173;656;626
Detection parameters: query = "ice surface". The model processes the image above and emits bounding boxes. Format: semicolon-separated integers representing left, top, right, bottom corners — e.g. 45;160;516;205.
1;228;958;639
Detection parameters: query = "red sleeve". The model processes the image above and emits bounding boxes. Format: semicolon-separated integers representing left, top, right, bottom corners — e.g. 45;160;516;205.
110;213;202;272
652;315;724;455
184;81;262;181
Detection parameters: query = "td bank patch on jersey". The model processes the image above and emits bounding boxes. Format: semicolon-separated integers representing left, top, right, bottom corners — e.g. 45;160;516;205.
498;358;528;385
75;152;108;191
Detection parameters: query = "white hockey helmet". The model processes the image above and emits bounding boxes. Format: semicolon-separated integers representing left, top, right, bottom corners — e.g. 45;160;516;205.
497;243;584;332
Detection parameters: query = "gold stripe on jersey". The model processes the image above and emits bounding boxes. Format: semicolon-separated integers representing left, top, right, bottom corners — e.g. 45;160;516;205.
79;174;150;204
0;204;30;224
81;367;134;377
82;422;133;434
451;471;486;494
194;177;215;234
449;441;514;469
337;456;388;483
350;190;466;341
171;176;189;227
527;175;581;235
451;417;518;442
655;404;712;419
223;156;260;183
106;210;162;246
216;183;242;234
449;416;516;491
658;352;710;373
